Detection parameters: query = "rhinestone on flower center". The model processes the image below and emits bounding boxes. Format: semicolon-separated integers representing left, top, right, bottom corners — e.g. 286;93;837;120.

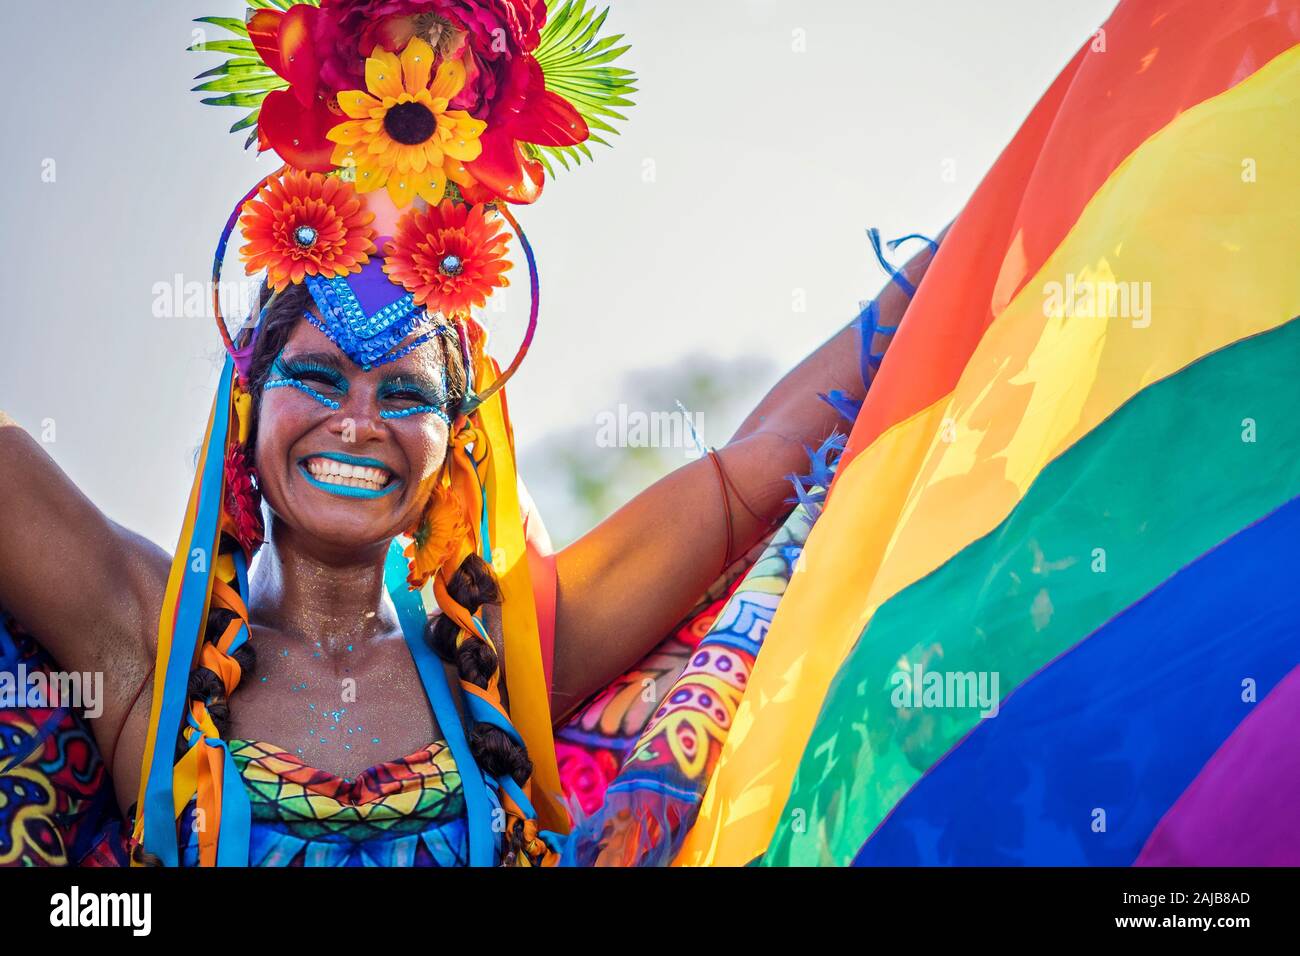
293;225;318;249
439;254;463;276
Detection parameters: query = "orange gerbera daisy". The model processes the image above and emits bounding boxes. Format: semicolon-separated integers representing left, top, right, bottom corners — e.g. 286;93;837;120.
383;200;512;317
238;170;377;291
327;36;487;208
405;482;470;590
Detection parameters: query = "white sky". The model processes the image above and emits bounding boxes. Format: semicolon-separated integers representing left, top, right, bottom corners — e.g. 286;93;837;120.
0;0;1117;549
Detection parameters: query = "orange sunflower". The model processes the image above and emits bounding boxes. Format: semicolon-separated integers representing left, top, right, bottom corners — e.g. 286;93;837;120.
238;170;377;291
383;200;512;317
327;37;487;208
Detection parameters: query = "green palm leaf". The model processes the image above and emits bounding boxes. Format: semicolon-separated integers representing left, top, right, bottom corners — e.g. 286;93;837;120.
189;38;258;56
230;109;261;134
199;91;275;109
195;58;272;77
533;0;637;174
189;2;322;148
193;75;289;94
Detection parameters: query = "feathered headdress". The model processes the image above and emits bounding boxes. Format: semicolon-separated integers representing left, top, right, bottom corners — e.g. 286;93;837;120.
131;0;635;866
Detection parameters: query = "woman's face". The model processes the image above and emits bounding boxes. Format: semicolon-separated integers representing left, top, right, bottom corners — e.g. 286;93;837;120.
253;319;451;555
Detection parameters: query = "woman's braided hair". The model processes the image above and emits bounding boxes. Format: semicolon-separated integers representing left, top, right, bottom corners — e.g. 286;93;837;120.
144;280;535;864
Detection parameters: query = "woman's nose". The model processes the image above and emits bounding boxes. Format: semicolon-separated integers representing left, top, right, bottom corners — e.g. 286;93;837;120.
328;388;386;443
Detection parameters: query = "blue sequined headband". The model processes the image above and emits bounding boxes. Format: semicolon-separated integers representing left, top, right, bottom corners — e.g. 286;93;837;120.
301;256;437;372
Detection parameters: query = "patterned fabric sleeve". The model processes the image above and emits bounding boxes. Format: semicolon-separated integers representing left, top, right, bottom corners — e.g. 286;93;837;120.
0;613;132;866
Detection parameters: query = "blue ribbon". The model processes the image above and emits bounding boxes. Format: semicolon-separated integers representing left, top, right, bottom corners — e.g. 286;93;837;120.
853;229;939;388
210;738;250;866
385;540;497;867
225;550;251;657
464;692;524;748
142;358;235;867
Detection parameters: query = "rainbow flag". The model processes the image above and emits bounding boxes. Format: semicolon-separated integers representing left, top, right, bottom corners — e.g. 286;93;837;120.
676;0;1300;866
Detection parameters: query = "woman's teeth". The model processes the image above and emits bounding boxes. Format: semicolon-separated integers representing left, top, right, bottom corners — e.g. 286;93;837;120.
305;457;392;490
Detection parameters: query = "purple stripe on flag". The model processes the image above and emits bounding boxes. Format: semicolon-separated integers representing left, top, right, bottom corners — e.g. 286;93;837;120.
1136;663;1300;866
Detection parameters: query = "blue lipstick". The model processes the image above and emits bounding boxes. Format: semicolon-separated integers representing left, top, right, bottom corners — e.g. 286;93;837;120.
297;452;402;500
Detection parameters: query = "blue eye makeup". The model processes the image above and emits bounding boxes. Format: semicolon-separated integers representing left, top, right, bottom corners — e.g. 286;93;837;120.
264;352;348;410
378;369;450;425
263;349;450;423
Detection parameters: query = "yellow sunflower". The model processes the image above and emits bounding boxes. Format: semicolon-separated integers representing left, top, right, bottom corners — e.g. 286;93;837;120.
326;37;486;207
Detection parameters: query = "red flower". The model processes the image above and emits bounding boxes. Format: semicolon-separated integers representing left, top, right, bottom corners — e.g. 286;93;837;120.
314;0;544;113
223;442;264;554
383;199;511;316
247;5;339;171
465;54;587;204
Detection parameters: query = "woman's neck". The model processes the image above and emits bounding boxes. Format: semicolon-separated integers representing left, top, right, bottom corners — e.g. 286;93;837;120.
249;518;398;655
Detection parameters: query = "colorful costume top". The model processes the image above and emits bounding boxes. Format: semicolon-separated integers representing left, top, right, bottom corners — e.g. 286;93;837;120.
177;738;480;867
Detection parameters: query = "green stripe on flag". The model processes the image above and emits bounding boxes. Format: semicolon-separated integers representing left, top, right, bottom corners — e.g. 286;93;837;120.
766;318;1300;865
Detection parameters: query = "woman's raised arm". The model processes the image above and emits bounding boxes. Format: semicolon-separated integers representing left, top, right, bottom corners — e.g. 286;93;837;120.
550;234;944;716
0;411;167;726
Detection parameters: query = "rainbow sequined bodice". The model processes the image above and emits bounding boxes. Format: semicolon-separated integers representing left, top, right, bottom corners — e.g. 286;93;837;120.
178;738;472;867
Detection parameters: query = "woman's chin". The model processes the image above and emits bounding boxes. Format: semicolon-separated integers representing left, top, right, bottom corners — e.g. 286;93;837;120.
276;483;411;554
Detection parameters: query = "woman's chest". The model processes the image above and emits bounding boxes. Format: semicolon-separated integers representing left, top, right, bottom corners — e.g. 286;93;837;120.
228;630;443;779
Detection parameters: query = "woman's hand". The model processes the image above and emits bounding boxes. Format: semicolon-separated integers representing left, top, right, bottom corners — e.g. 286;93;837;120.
549;233;945;716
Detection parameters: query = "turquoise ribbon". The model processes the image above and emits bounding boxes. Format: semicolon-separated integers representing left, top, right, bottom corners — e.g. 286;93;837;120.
464;692;523;748
211;738;250;866
225;550;251;657
384;540;497;866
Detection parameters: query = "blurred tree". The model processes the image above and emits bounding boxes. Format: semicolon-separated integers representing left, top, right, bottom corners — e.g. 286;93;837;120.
519;353;779;547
